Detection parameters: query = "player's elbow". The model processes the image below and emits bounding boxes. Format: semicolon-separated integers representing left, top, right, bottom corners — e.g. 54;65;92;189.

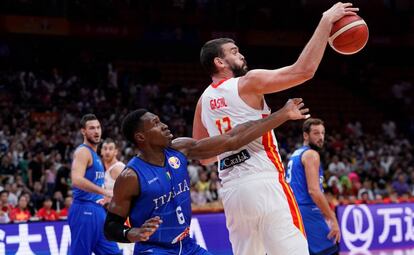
292;63;315;81
308;188;321;198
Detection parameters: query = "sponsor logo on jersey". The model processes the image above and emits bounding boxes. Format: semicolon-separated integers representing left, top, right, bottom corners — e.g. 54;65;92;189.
219;149;251;170
210;97;228;110
168;156;181;169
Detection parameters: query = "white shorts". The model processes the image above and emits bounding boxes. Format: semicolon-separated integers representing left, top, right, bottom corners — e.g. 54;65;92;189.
220;172;309;255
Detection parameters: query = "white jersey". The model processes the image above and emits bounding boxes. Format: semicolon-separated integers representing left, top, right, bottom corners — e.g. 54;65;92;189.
104;161;125;191
201;77;285;184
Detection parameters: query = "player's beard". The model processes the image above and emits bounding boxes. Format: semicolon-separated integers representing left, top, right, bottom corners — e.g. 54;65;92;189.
230;62;248;77
309;141;323;152
86;136;101;146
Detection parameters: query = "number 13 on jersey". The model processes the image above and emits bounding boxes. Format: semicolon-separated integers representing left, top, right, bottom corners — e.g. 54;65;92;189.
215;116;232;134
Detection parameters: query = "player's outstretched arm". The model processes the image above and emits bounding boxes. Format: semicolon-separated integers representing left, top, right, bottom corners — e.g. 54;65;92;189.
238;2;359;96
174;98;309;160
302;150;341;243
71;147;110;197
104;169;162;243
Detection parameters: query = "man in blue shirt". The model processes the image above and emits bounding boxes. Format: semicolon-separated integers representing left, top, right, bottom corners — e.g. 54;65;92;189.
104;98;310;254
69;114;120;254
287;118;340;255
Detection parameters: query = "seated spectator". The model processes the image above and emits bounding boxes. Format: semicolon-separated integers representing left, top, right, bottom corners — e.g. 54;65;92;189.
36;196;58;221
58;196;72;219
0;190;13;214
392;173;410;196
52;191;64;212
0;200;10;223
358;180;375;201
191;184;207;206
195;171;210;193
206;181;220;203
9;195;31;222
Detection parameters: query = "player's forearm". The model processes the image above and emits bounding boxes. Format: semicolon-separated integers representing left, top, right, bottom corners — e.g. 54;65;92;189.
226;108;289;150
310;191;336;220
72;176;106;195
294;15;332;77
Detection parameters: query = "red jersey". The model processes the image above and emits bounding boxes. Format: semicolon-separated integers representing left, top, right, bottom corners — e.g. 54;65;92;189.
37;208;59;221
9;207;31;222
58;207;68;218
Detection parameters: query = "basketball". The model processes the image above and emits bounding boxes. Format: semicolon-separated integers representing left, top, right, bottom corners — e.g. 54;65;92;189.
328;15;369;55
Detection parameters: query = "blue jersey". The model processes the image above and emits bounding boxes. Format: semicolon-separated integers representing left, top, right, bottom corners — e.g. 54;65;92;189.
72;144;105;203
286;145;323;206
127;148;192;249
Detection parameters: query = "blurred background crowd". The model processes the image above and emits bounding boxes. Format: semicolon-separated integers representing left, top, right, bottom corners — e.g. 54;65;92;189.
0;0;413;222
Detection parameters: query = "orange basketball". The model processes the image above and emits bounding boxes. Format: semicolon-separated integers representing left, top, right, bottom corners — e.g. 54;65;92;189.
329;15;369;55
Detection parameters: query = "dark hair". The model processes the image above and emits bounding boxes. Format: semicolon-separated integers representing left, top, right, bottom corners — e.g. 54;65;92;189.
303;118;324;133
80;114;98;128
121;109;148;144
0;190;9;196
103;138;117;148
200;38;235;75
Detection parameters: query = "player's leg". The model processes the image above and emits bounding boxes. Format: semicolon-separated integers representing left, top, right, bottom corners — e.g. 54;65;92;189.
68;203;95;254
299;205;339;255
220;184;265;255
262;208;309;255
259;178;309;255
93;205;122;255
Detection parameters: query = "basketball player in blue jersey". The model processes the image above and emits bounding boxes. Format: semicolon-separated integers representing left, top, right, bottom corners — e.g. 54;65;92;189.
104;98;310;255
286;118;340;255
69;114;121;254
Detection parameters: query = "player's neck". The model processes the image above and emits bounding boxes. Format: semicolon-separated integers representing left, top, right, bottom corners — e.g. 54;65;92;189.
83;141;98;151
212;70;234;82
138;146;165;167
104;158;118;170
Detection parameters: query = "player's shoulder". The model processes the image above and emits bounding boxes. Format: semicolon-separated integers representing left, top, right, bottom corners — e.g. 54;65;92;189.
302;149;320;161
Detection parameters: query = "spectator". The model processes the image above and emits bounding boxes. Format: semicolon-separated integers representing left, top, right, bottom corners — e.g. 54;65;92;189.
392;173;410;196
9;195;31;222
36;196;59;221
28;152;44;188
357;180;375;201
0;190;13;214
58;196;72;219
328;155;346;175
0;199;10;223
30;181;45;210
52;191;64;212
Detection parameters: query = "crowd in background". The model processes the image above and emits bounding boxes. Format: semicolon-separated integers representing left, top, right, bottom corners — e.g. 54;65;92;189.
0;64;413;223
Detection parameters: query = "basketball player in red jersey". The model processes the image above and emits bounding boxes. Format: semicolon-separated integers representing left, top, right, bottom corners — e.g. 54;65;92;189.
193;3;358;255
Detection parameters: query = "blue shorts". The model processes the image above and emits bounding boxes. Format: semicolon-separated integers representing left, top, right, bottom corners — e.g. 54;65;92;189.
133;237;212;255
299;204;339;255
68;200;120;255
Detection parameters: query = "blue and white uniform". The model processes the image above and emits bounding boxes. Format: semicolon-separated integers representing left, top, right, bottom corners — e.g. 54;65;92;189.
69;144;120;255
127;147;211;255
287;145;338;255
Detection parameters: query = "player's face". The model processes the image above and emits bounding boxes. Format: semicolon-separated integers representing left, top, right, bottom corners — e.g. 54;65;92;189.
307;124;325;148
221;43;248;77
101;142;117;162
140;113;173;148
82;120;102;145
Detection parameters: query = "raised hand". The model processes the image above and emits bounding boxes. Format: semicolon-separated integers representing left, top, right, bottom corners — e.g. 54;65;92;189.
323;2;359;24
283;98;310;120
127;216;163;242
